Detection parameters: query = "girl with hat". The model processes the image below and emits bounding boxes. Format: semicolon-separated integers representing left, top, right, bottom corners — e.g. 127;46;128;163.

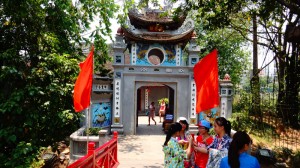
193;120;214;168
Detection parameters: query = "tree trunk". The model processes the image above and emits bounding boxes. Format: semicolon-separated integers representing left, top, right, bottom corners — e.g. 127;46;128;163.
251;12;262;121
285;43;299;128
276;23;287;122
277;15;300;128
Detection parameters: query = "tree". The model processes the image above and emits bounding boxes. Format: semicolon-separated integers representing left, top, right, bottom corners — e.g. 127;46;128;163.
171;0;300;127
0;0;118;166
251;12;262;120
192;24;250;86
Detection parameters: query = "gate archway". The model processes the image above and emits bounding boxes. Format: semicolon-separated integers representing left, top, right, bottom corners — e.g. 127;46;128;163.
135;82;175;135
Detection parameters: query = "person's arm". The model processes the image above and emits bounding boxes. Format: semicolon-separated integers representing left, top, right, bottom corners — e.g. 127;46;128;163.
185;135;194;159
178;139;187;146
196;136;214;153
194;146;208;153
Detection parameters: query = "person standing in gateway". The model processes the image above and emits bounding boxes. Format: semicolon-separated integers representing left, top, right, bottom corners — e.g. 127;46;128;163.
159;99;166;123
148;102;157;126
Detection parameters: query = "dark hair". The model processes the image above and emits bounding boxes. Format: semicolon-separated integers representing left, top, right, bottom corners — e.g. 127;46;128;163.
179;120;189;131
215;117;231;136
228;131;251;168
204;127;210;132
163;122;182;146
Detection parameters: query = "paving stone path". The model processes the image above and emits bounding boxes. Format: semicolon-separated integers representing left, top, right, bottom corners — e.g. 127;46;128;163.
118;116;166;168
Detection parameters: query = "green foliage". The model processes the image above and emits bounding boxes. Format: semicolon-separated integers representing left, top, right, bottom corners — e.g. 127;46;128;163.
0;0;119;166
85;127;102;136
158;98;169;105
186;6;251;86
117;0;135;28
228;112;251;132
229;110;276;138
231;89;277;136
233;89;251;113
193;25;251;86
0;141;44;168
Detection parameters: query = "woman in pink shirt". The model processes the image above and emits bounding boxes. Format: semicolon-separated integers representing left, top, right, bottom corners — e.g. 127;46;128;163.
159;100;166;123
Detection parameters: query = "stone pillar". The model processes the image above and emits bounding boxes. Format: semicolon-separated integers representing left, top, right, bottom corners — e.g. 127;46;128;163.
98;129;108;146
189;77;197;125
219;74;233;119
113;29;126;65
111;29;125;134
187;32;200;66
111;75;124;134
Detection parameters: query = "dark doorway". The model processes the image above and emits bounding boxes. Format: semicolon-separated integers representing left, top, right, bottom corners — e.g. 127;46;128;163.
136;83;174;135
168;86;174;115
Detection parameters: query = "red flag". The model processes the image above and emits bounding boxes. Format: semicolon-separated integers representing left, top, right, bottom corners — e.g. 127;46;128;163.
73;46;94;112
194;49;219;113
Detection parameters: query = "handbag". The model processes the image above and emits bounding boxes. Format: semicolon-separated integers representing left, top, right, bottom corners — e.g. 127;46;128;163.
146;110;149;116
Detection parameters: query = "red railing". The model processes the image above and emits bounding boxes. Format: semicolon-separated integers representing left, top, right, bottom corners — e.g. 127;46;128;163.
68;131;119;168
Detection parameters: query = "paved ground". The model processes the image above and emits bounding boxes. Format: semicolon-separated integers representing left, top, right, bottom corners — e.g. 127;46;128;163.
118;116;166;168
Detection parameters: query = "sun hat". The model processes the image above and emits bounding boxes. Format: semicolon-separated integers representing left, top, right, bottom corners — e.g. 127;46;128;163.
176;117;189;124
197;120;212;129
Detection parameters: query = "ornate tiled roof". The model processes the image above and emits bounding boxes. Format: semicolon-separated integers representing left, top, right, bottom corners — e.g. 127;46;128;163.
121;18;195;44
128;9;186;30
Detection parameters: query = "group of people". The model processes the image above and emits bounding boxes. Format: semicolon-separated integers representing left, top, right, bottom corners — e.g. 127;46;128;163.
147;100;167;126
163;117;260;168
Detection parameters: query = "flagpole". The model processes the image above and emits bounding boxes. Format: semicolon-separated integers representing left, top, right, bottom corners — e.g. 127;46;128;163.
86;107;89;154
86;45;94;154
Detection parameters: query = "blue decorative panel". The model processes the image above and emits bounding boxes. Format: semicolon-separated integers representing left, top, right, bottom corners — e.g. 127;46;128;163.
92;102;111;128
198;107;220;123
136;43;151;65
162;45;176;66
134;43;178;66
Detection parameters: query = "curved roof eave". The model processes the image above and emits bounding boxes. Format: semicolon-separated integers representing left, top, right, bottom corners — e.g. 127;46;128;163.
122;27;194;44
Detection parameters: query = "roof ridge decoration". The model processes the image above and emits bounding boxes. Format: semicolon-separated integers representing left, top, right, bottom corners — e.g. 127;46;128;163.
127;8;187;30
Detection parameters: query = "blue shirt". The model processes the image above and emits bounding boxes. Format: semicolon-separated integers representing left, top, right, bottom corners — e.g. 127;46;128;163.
220;152;260;168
